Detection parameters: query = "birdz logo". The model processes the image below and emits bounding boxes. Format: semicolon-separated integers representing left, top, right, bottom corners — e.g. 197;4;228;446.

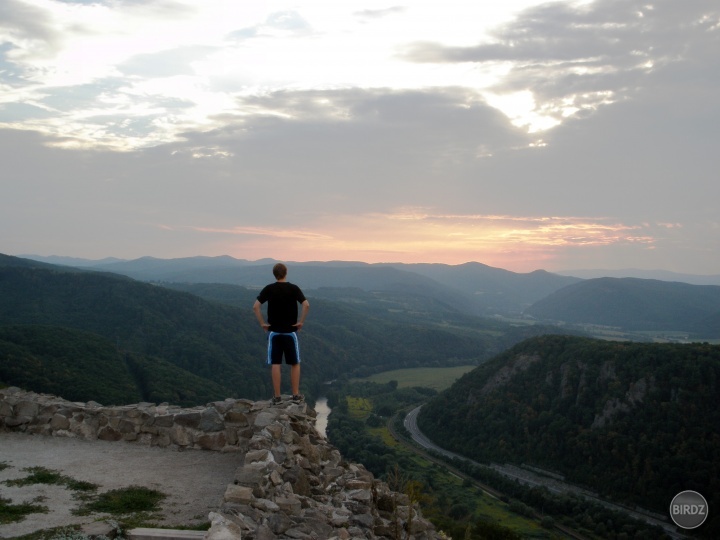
670;491;708;529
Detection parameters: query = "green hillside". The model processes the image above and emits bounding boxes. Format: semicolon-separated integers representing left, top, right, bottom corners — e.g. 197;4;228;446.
1;255;559;405
525;277;720;337
418;335;720;517
0;325;226;406
0;263;270;401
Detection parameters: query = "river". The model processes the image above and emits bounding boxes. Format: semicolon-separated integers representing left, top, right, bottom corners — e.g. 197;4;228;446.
314;396;330;438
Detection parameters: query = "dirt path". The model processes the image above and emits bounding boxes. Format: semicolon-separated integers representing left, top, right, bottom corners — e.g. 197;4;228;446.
0;432;242;538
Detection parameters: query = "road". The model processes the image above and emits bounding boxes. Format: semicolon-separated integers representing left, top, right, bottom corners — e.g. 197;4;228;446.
403;405;685;540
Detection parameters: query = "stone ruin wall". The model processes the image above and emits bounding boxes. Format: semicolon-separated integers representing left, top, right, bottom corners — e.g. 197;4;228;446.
0;387;441;540
0;386;258;452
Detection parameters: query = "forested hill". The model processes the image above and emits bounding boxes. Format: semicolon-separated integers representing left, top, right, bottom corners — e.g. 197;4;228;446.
0;262;268;405
525;277;720;337
417;335;720;517
0;255;559;405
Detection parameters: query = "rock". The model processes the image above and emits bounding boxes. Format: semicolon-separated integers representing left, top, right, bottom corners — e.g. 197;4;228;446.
0;387;442;540
225;485;254;505
207;511;244;540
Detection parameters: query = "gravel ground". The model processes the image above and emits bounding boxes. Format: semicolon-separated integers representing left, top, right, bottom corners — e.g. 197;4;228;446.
0;432;242;538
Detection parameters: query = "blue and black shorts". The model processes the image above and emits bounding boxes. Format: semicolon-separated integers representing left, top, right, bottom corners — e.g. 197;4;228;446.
267;331;301;365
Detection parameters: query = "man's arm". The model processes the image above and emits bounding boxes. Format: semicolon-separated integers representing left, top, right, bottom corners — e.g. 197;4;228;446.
253;300;270;331
293;300;310;330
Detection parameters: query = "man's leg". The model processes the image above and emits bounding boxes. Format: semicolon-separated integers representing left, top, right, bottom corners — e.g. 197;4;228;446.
272;364;282;398
290;364;301;396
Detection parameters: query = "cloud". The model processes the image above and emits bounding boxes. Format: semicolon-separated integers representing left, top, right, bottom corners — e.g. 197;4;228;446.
354;7;406;20
1;0;718;273
0;0;58;46
119;45;218;78
400;0;720;127
191;225;333;241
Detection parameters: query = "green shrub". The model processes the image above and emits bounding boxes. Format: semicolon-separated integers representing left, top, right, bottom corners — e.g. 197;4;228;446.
77;486;166;515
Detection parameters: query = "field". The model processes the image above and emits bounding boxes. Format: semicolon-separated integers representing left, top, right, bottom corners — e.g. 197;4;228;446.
352;365;476;392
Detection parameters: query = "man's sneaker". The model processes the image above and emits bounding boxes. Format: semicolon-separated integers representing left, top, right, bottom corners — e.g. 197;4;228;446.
271;396;282;405
292;394;304;403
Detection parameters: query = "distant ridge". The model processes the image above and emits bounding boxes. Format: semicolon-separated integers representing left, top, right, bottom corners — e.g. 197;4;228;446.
556;267;720;286
525;277;720;337
19;254;581;316
18;254;126;267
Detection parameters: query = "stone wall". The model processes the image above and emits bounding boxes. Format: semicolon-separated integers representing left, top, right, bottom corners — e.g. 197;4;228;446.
0;387;441;540
0;386;256;452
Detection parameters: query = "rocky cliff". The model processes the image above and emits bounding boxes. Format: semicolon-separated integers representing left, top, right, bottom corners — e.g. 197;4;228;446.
0;387;440;539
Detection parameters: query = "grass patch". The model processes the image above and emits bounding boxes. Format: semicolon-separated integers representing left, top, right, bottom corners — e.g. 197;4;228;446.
5;467;64;487
346;396;372;419
368;426;400;448
474;495;550;538
76;486;166;516
354;366;476;392
0;496;48;525
3;467;98;494
0;462;9;472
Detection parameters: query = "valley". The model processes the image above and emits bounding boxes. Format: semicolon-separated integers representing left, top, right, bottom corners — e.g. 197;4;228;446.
1;253;718;538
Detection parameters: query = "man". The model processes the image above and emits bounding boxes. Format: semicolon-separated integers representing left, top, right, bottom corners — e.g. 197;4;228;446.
253;263;310;404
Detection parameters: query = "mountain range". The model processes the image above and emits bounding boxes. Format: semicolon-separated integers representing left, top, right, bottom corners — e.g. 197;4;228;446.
0;253;556;405
17;254;720;338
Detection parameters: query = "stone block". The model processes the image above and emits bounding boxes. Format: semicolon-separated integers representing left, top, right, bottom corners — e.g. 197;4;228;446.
224;484;254;504
97;426;122;441
345;479;372;490
199;408;224;432
224;411;249;425
349;489;373;503
197;431;226;451
49;413;69;430
0;402;13;417
174;411;202;429
275;495;302;516
170;425;193;447
264;423;283;439
245;449;272;464
154;414;175;427
351;512;375;528
235;467;265;487
253;410;277;428
118;419;138;434
5;416;31;427
15;400;39;418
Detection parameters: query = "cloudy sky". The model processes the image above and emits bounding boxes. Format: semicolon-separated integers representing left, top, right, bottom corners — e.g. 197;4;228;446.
1;0;718;274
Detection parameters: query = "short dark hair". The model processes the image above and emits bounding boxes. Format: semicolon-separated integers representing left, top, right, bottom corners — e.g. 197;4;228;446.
273;263;288;280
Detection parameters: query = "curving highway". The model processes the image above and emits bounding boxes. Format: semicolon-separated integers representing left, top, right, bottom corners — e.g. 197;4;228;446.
403;405;685;540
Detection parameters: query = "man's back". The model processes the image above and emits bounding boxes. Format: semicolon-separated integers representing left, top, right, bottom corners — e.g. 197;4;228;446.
257;281;306;332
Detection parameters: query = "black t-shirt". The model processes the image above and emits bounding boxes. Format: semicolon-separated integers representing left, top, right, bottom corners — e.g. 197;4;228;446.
256;281;307;333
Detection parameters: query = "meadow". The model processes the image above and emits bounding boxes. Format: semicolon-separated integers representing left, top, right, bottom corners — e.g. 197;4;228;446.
352;365;476;392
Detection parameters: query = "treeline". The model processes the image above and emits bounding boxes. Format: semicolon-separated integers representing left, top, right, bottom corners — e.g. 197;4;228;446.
0;325;227;406
418;335;720;528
